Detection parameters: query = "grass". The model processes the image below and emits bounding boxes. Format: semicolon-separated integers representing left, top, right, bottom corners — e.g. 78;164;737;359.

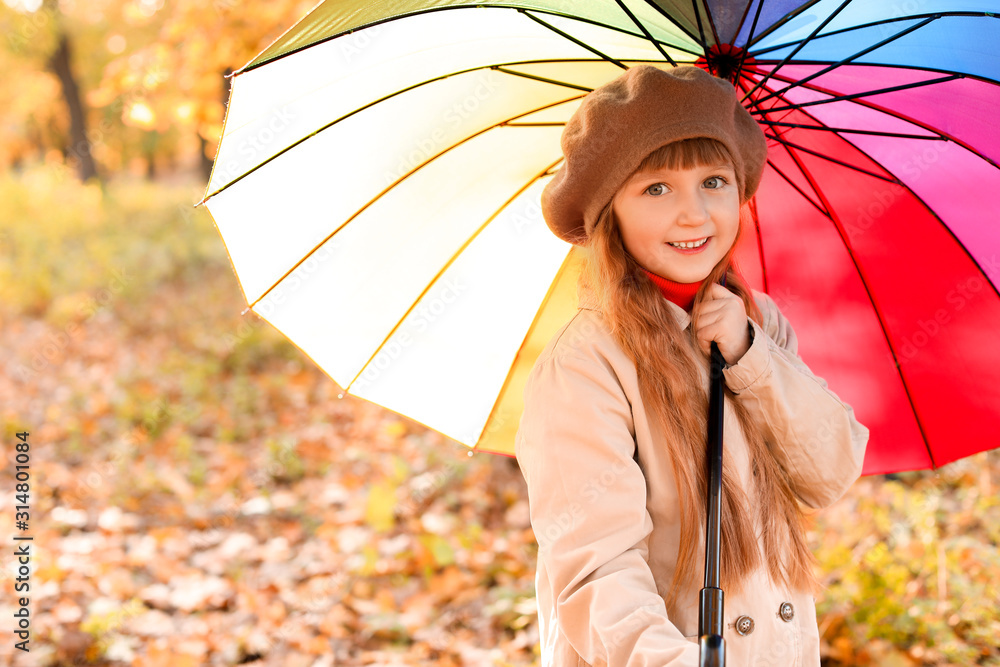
0;163;225;321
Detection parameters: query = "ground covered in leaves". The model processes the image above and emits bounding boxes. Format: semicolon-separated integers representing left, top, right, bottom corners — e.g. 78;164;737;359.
1;169;998;666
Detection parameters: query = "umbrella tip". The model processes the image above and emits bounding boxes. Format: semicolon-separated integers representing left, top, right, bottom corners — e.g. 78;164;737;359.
337;393;344;399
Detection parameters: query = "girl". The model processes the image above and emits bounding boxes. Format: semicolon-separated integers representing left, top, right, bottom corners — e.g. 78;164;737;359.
514;65;869;666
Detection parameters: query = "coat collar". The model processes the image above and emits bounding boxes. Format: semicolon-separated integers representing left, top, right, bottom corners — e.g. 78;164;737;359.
577;278;693;331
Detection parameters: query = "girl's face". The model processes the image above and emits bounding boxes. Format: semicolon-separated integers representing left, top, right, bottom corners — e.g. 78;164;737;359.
611;161;740;283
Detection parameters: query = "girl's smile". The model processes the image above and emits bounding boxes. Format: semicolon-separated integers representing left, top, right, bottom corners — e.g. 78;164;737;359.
667;236;712;254
611;162;740;283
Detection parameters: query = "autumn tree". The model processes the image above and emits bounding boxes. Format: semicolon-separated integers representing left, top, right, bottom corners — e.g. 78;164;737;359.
2;0;313;182
2;0;98;180
93;0;316;182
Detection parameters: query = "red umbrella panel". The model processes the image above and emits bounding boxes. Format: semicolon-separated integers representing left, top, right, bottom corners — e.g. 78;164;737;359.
730;60;1000;475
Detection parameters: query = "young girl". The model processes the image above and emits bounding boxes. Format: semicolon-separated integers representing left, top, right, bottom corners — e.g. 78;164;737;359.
515;65;869;666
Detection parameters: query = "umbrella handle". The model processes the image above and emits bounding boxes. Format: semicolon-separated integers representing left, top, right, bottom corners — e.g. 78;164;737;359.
699;340;727;660
703;339;727;592
700;274;728;666
699;632;725;667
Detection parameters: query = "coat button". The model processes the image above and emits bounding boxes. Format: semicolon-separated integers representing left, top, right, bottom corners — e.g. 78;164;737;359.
779;602;795;622
735;615;754;636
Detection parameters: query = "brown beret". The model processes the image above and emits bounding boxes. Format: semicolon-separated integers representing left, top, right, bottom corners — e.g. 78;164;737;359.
541;65;767;246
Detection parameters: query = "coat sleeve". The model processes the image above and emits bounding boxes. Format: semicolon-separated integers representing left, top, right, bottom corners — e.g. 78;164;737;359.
515;344;699;666
721;292;869;509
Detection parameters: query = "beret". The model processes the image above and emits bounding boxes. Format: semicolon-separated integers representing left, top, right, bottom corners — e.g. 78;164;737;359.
541;65;767;245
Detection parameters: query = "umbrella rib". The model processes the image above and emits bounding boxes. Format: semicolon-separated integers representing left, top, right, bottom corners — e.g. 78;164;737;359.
236;6;519;75
239;4;720;75
763;133;896;183
743;67;912;185
752;61;1000;421
750;11;998;58
201;70;238;205
232;0;331;75
844;157;1000;467
826;133;1000;314
631;0;707;49
734;61;822;309
492;65;597;92
734;0;767;83
690;0;710;49
238;96;582;311
199;59;616;206
740;0;855;102
613;0;678;66
735;73;839;210
696;0;722;47
764;157;831;218
747;196;767;293
519;9;629;70
753;68;1000;169
784;145;937;468
743;0;827;49
520;6;703;57
757;120;942;141
204;53;710;206
749;15;937;107
748;74;961;115
473;245;582;453
774;139;833;216
745;65;992;189
343;159;565;395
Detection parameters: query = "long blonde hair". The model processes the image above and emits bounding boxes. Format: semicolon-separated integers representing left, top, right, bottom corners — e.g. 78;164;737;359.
584;137;818;610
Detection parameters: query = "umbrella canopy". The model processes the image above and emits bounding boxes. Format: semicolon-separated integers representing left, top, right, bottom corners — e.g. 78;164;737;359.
199;0;1000;474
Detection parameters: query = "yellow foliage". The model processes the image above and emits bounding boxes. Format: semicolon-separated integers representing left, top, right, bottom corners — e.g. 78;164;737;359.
365;479;398;533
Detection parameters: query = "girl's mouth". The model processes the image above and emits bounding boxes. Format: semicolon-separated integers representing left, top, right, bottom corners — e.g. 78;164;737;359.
667;236;711;254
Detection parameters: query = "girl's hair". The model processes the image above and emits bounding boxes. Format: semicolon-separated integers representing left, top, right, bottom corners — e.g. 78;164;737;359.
584;137;819;611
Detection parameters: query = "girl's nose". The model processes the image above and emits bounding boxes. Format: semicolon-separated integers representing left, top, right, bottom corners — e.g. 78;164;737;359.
675;191;711;225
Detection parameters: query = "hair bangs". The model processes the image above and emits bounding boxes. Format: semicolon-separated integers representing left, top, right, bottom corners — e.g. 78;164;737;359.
634;137;735;176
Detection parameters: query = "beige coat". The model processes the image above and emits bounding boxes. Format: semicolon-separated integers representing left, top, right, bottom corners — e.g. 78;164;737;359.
515;279;869;666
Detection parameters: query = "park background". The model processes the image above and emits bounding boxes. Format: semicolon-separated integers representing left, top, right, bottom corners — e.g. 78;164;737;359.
0;0;998;665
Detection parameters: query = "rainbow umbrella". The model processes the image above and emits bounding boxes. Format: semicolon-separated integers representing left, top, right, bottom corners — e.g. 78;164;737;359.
198;0;1000;475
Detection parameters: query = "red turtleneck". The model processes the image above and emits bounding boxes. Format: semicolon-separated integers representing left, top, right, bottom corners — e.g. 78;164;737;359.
641;267;705;312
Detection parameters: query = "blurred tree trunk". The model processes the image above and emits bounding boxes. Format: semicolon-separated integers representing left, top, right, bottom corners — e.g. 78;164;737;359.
198;135;213;183
27;123;46;163
145;150;156;180
143;130;159;181
47;30;99;183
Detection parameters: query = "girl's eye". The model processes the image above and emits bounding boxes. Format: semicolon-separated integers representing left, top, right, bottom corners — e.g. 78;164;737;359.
646;183;667;196
704;176;727;189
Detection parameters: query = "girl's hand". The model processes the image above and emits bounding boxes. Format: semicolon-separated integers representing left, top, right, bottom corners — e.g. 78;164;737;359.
694;283;752;366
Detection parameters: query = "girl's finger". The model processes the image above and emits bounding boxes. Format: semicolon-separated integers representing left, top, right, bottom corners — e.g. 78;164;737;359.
697;323;722;347
695;300;728;318
708;283;735;299
698;303;734;322
696;314;725;332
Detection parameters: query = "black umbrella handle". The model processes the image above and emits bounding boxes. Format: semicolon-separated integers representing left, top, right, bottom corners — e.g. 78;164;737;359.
699;632;725;667
700;276;728;666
